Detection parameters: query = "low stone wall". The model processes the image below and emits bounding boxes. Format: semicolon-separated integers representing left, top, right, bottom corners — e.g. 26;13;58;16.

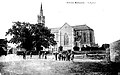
110;40;120;62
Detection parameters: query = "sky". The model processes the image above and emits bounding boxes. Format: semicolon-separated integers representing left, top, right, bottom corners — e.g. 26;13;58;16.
0;0;120;46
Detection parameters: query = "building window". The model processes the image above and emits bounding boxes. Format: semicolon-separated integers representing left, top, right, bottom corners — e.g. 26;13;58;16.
83;33;86;43
56;33;58;41
90;32;92;42
64;33;69;45
75;31;82;41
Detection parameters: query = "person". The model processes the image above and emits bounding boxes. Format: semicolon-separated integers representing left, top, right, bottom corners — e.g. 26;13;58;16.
59;46;63;52
62;54;66;61
42;51;45;59
66;52;68;61
54;51;58;60
71;53;74;61
58;53;62;61
68;52;71;61
23;51;26;59
44;52;47;59
61;53;64;61
38;51;41;59
30;51;32;58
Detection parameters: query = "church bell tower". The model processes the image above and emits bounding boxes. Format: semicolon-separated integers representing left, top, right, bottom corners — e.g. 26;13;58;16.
37;3;45;25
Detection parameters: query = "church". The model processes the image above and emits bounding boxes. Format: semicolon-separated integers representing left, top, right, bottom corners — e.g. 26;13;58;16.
37;4;95;51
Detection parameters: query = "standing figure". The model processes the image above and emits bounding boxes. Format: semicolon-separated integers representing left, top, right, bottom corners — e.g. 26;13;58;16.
44;52;47;59
38;51;41;59
23;51;26;59
55;52;58;60
61;53;64;61
30;51;32;58
68;53;71;61
58;53;62;61
62;54;66;61
59;46;63;52
71;54;74;61
42;51;45;59
66;53;68;61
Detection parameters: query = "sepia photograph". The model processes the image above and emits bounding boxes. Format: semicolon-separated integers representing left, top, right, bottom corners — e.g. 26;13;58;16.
0;0;120;75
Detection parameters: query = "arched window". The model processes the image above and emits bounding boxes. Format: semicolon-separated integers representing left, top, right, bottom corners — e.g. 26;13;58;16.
64;33;69;45
83;33;86;43
90;32;92;42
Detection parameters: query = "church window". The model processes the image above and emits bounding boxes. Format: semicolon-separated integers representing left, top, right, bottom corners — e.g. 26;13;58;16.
83;33;86;43
90;32;92;42
56;33;58;41
64;33;69;45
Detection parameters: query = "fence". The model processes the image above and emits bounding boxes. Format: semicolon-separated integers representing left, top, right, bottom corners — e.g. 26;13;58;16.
73;50;106;59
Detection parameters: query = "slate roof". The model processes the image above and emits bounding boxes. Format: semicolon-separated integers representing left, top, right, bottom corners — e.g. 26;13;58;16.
72;25;93;30
50;24;93;33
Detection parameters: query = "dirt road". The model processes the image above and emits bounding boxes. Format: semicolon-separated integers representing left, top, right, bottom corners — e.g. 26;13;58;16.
0;54;116;75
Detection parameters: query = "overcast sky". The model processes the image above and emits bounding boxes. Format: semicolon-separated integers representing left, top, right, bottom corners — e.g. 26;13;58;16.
0;0;120;46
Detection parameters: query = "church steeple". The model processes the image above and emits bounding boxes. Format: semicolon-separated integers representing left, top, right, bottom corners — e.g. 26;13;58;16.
40;3;43;16
37;3;45;25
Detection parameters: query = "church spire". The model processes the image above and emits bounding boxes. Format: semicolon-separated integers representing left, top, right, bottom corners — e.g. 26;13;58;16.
40;3;43;16
37;3;45;25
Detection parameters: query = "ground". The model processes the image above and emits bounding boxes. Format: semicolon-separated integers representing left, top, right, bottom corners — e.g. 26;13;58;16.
0;54;119;75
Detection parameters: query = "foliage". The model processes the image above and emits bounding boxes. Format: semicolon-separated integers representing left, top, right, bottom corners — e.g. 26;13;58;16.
58;46;63;52
73;46;79;51
6;21;57;51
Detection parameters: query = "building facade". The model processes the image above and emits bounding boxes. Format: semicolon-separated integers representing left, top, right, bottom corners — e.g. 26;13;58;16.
50;23;95;51
37;4;95;51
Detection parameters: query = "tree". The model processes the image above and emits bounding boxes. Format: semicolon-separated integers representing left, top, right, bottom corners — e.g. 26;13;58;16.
6;21;57;51
73;46;79;51
0;39;7;56
58;46;63;52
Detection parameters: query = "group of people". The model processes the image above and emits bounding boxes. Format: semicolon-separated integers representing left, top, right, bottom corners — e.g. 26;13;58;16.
22;51;47;59
38;51;47;59
54;51;74;61
22;47;75;61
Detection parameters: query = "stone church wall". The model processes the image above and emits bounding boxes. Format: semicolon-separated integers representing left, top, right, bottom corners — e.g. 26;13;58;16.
50;23;95;51
59;23;73;51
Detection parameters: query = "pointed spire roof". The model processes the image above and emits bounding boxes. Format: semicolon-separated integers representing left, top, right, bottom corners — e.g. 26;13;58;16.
40;3;43;16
